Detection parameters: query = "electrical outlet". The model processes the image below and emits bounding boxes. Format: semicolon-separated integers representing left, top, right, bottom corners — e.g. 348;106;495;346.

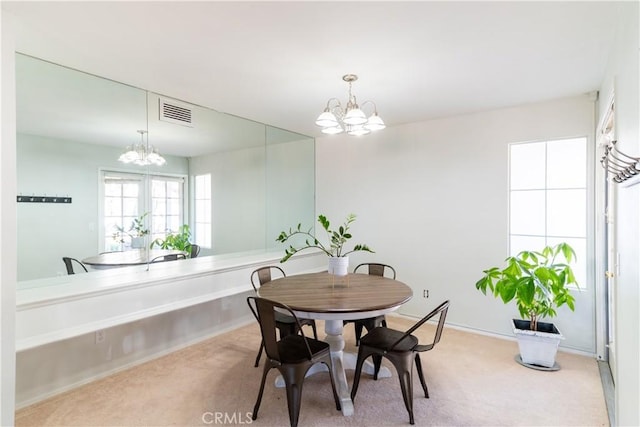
95;329;105;344
423;289;429;298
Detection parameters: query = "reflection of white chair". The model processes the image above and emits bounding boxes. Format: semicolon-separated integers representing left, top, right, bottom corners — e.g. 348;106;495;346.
62;257;88;275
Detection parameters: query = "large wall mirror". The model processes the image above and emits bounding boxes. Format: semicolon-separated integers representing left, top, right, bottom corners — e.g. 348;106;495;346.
16;54;315;282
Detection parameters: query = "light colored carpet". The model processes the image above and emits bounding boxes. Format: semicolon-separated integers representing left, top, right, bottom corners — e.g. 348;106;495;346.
15;316;608;426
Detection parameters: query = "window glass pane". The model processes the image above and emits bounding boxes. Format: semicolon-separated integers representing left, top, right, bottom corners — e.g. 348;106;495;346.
152;180;166;198
153;199;167;215
168;215;180;232
167;181;180;198
510;142;545;189
167;199;180;216
104;197;121;216
547;138;586;188
122;198;138;217
122;183;139;197
547;189;586;237
105;183;121;197
510;235;546;256
510;190;545;235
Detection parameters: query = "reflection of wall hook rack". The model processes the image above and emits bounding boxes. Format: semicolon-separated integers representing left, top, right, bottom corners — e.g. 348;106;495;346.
17;195;72;203
600;140;640;185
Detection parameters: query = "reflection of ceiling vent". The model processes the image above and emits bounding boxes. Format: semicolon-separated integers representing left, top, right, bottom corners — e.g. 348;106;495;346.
159;97;193;127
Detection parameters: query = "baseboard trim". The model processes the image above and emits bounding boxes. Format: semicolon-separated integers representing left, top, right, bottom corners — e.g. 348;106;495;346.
387;312;596;358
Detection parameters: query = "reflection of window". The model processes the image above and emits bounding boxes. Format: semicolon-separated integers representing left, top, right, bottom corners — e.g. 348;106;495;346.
151;176;184;243
101;171;185;252
509;137;588;286
194;174;211;248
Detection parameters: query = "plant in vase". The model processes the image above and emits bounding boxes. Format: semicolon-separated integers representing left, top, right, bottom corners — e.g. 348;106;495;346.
151;224;192;255
112;212;150;249
475;242;580;368
276;213;374;275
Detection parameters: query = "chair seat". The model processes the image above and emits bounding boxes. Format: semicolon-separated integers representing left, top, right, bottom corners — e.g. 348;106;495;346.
277;335;331;364
359;327;418;352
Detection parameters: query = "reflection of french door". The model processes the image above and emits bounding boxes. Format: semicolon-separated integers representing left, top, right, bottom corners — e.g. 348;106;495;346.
600;97;617;381
605;182;617;381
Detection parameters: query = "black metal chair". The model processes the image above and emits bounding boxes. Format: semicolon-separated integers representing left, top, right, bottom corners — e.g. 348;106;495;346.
62;257;88;274
250;266;318;367
150;253;187;263
190;244;201;258
344;263;397;346
351;300;450;425
247;296;341;427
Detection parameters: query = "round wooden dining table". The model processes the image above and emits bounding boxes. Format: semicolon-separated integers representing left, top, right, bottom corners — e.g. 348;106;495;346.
257;271;413;416
82;249;188;269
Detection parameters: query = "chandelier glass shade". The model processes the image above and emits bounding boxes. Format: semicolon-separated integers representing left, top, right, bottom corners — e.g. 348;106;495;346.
118;130;166;166
315;74;385;136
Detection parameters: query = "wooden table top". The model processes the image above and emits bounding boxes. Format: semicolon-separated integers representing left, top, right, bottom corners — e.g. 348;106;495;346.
257;272;413;315
82;249;187;267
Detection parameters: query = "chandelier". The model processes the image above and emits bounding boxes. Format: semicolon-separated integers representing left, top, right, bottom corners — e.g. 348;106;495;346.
315;74;385;136
118;130;166;166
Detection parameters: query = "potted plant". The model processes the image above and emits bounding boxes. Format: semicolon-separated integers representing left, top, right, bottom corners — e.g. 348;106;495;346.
475;242;580;368
113;212;150;249
151;224;193;255
276;213;374;276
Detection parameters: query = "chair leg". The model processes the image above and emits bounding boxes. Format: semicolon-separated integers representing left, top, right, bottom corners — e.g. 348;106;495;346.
280;364;309;427
386;352;416;425
414;353;429;398
350;346;370;403
372;354;383;380
354;322;364;346
310;321;318;340
252;363;272;420
322;358;342;411
254;340;264;367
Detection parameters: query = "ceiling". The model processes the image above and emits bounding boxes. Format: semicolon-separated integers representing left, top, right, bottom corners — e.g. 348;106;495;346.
3;1;621;140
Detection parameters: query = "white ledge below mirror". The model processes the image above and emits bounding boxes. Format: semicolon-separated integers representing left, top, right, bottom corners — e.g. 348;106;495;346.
16;250;326;352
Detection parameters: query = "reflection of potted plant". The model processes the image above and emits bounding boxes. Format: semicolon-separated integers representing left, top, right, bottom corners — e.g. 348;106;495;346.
113;212;150;249
475;242;579;368
151;224;192;254
276;214;374;276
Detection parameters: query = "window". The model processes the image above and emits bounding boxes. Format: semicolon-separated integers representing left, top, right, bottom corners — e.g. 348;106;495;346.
101;171;185;252
194;174;212;248
509;137;588;286
150;176;184;243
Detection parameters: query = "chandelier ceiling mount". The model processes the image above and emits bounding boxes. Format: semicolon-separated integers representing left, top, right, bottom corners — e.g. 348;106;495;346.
315;73;385;136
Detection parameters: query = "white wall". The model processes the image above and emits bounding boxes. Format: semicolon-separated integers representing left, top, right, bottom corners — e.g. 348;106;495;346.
597;3;639;425
317;95;596;353
0;9;18;426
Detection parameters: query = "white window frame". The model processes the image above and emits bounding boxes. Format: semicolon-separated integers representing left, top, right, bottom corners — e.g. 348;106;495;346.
193;173;212;248
508;137;591;289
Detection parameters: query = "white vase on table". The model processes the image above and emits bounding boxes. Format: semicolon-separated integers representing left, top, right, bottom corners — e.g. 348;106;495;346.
328;256;349;276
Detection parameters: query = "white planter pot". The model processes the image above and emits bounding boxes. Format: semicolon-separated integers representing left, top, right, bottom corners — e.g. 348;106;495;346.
513;319;564;368
328;256;349;276
131;237;145;249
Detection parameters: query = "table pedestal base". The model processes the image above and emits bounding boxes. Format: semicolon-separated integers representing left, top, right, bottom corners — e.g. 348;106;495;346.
274;319;391;416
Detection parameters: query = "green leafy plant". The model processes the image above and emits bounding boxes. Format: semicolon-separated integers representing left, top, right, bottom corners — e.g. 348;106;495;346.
276;213;374;263
151;224;192;254
475;242;579;331
112;212;150;243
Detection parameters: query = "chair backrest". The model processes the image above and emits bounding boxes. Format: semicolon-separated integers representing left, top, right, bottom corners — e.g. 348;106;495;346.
190;244;201;258
62;257;88;275
247;296;312;363
354;263;396;279
389;300;450;352
250;266;286;292
150;253;187;263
